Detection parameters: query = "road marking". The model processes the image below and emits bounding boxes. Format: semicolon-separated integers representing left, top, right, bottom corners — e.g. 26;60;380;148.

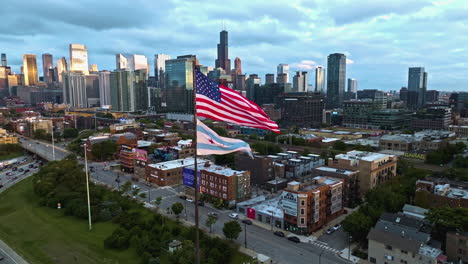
0;244;19;264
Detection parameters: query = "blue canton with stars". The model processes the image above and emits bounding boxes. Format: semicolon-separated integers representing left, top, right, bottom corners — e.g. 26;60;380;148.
196;70;222;102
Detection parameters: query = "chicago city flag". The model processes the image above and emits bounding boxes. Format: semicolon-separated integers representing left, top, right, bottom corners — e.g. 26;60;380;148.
196;119;253;158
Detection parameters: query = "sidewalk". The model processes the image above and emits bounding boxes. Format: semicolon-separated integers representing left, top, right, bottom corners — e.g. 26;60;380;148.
0;239;29;264
338;247;361;263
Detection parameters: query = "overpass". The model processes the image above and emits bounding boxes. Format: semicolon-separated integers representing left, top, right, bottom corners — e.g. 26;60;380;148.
19;137;70;161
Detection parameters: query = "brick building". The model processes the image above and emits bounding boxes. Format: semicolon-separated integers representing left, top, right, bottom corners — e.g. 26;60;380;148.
280;177;344;235
446;231;468;263
415;179;468;208
327;151;397;197
146;157;208;186
312;166;360;207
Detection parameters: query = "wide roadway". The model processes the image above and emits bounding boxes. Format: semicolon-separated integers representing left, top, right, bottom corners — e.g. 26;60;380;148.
19;138;350;264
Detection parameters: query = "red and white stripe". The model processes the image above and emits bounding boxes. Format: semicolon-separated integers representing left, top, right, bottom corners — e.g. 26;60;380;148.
196;84;280;133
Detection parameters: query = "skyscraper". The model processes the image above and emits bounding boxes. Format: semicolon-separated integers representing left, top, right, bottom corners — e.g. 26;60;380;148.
86;73;100;107
234;57;242;75
326;53;346;109
315;66;325;93
42;53;53;83
89;64;99;73
265;73;275;85
56;57;68;83
164;55;197;112
23;54;39;86
277;64;289;83
407;67;427;108
69;44;89;74
62;71;87;108
110;69;148;112
98;71;111;106
347;78;357;93
154;53;171;84
0;66;10;90
293;71;308;92
1;53;6;67
215;30;231;72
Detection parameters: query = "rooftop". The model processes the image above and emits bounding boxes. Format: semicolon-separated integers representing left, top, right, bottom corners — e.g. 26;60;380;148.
419;245;442;258
148;157;208;170
188;163;247;177
250;196;283;219
137;140;152;148
314;166;355;176
335;150;394;162
434;184;468;199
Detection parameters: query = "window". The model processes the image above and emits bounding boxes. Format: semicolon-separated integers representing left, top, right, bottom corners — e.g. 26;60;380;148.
369;257;376;263
300;218;305;224
458;249;466;255
301;209;305;215
385;245;393;250
301;200;305;206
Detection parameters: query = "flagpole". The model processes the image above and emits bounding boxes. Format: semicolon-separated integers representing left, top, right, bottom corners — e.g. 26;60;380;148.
192;60;200;264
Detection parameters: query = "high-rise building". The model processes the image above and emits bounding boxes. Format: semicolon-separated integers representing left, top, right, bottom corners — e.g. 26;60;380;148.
154;53;171;85
85;74;100;107
98;71;111;107
97;71;111;107
215;30;231;72
400;87;408;103
265;73;275;85
277;92;325;127
164;55;196;113
42;53;53;83
23;54;39;86
326;53;346;109
69;44;89;74
347;78;357;93
110;69;148;112
277;64;289;83
116;54;149;73
0;66;10;90
1;53;6;67
315;66;325;93
293;71;308;92
235;74;246;91
246;74;261;101
426;90;439;103
276;73;288;84
56;57;68;83
407;67;427;108
89;64;98;73
62;71;87;108
234;57;242;75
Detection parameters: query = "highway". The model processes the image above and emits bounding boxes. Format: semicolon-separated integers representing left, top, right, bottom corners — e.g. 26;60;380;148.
19;137;351;264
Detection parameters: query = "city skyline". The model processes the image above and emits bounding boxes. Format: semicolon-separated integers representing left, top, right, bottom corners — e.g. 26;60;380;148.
1;0;467;91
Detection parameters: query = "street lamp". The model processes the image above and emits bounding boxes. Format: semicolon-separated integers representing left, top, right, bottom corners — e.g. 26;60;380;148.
348;234;353;260
51;125;55;160
83;143;92;231
244;222;247;248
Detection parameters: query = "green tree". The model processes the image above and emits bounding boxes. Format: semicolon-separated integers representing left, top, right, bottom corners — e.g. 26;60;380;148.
342;211;373;242
169;240;195;264
171;202;184;218
91;140;118;161
251;142;281;155
214;153;235;166
121;181;132;193
63;128;79;138
210;126;228;137
205;215;217;233
426;207;468;242
333;141;347;151
222;220;242;240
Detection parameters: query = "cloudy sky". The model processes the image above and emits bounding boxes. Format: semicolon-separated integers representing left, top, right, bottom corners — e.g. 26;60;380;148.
2;0;467;91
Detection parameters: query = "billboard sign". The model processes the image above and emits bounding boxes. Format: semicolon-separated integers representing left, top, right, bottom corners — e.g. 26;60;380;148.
135;149;148;162
182;167;200;189
280;191;298;216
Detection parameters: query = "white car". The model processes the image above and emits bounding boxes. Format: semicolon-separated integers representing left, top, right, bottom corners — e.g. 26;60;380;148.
229;213;239;219
186;198;194;203
131;185;141;190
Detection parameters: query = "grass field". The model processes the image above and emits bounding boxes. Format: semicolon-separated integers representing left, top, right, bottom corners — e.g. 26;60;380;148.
0;151;23;161
0;177;139;264
0;177;252;264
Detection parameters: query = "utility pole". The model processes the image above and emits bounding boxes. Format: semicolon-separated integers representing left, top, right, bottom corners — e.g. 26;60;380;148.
244;223;247;248
51;125;55;160
83;144;92;231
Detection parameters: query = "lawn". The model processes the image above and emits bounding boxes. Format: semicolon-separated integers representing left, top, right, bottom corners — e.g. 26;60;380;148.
0;177;139;264
0;151;23;161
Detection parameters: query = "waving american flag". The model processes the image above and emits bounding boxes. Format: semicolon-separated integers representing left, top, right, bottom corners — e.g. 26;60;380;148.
195;70;280;133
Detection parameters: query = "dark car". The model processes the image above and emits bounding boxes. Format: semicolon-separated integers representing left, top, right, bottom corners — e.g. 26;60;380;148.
287;236;301;243
25;169;30;173
274;231;285;237
29;164;34;168
12;167;17;171
0;185;3;189
179;195;187;200
0;255;4;260
197;200;204;206
18;168;24;172
241;219;253;225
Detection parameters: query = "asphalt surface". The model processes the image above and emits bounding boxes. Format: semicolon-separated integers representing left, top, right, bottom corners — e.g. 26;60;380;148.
0;154;42;264
19;137;351;264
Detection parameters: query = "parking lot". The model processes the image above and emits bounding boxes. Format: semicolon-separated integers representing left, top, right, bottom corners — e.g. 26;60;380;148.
317;226;350;250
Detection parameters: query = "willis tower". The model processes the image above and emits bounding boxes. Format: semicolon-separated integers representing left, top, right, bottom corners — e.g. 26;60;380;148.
215;30;231;72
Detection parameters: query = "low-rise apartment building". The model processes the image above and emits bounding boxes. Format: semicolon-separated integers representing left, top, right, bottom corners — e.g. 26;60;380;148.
0;128;18;144
367;212;443;264
446;231;468;263
280;177;344;235
327;151;397;197
312;166;360;207
415;179;468;208
146;157;208;186
379;130;456;153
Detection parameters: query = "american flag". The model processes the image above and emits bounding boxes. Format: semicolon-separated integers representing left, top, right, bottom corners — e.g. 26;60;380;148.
195;70;280;133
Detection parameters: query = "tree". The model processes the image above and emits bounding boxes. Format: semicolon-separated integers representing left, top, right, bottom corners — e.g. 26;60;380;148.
210;126;228;137
342;211;373;242
169;240;195;264
171;202;184;218
333;141;347;151
91;140;118;161
154;196;162;207
121;181;132;193
251;142;281;155
205;215;217;233
426;207;468;242
63;128;79;138
222;220;242;240
214;153;235;166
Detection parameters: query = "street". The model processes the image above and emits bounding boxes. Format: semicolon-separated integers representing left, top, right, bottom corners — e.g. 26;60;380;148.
19;138;351;264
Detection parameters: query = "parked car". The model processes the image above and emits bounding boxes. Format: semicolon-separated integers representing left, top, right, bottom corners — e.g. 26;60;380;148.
207;212;218;219
29;164;34;168
325;228;335;235
241;219;252;225
333;224;342;231
179;195;187;200
131;184;140;190
228;213;239;219
197;200;204;206
287;236;301;243
274;231;285;237
186;198;194;203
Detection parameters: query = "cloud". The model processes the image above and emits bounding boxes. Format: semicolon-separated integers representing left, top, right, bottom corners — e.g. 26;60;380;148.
346;59;355;64
291;60;317;70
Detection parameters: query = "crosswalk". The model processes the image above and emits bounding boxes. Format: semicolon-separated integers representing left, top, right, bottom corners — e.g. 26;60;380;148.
307;240;340;253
